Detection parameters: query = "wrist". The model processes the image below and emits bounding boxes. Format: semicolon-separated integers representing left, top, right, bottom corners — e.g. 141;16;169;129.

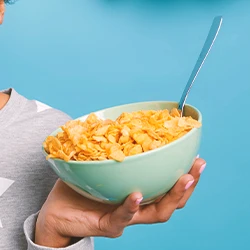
35;213;72;248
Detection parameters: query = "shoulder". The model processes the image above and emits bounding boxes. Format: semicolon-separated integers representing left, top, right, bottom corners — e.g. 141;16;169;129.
34;100;72;121
23;99;72;134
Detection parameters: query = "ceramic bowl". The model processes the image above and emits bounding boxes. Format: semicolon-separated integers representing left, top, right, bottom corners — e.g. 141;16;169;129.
43;101;202;205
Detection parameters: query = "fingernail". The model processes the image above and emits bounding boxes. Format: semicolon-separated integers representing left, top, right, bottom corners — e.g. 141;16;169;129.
196;154;200;159
135;197;143;205
185;180;194;190
199;163;206;174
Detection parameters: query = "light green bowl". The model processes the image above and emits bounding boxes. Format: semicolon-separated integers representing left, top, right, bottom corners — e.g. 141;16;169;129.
43;101;202;205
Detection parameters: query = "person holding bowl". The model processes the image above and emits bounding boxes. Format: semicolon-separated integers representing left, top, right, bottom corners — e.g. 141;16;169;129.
0;2;206;250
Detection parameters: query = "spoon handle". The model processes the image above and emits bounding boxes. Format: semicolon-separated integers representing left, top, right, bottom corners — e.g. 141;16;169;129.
178;16;223;113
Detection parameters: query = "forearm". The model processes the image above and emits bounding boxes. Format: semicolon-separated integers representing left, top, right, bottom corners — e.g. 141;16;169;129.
24;212;94;250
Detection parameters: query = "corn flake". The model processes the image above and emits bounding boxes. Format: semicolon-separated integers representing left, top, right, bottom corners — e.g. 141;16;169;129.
43;108;201;162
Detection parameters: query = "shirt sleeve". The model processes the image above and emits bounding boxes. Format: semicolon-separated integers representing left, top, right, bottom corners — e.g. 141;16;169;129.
23;212;94;250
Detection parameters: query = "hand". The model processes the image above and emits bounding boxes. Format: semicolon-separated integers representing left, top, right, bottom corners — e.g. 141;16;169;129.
35;158;206;248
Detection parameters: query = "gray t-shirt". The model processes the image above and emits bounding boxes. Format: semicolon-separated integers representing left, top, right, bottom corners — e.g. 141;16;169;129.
0;89;93;250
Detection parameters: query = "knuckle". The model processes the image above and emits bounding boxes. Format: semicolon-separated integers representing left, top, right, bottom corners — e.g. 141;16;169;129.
76;211;88;224
177;201;186;209
109;230;123;238
99;217;124;238
157;213;170;223
169;192;185;203
169;186;186;199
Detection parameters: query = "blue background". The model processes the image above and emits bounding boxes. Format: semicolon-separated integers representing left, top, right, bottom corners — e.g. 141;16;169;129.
1;0;250;249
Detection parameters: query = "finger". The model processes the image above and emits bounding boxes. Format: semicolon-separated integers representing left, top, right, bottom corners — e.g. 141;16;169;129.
111;192;143;223
154;194;165;203
105;192;142;235
132;174;194;224
153;158;205;204
177;158;206;209
154;174;194;221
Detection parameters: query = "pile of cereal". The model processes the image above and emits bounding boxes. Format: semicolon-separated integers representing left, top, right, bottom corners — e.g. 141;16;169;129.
43;108;201;162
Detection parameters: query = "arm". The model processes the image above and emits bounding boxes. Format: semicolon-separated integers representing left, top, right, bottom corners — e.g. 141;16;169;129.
24;212;94;250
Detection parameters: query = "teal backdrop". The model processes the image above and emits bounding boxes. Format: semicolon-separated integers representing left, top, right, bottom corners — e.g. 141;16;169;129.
1;0;249;249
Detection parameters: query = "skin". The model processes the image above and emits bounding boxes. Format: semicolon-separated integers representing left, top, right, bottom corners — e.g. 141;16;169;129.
0;0;4;25
0;92;10;109
35;160;206;248
0;4;207;248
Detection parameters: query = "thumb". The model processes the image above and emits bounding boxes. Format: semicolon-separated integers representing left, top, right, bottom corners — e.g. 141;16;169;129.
109;192;143;229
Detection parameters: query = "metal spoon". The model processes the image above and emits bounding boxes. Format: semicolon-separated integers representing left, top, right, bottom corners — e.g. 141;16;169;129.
178;16;223;116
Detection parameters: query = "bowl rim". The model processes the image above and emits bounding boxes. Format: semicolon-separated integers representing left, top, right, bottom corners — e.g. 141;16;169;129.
42;101;202;165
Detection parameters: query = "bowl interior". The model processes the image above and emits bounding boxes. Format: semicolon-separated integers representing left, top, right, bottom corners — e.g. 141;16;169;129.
48;101;201;138
44;101;202;165
83;101;200;122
